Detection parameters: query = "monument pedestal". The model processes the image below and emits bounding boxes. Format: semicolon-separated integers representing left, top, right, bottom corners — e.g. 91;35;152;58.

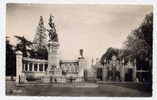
48;41;60;69
47;41;61;83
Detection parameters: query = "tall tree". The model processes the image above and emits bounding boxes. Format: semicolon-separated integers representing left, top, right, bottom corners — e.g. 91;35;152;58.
33;16;47;50
124;12;153;82
32;16;48;59
124;12;153;62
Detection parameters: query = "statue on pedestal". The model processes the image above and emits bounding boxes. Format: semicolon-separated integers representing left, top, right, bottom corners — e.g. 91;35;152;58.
46;15;61;81
78;49;84;59
47;15;58;42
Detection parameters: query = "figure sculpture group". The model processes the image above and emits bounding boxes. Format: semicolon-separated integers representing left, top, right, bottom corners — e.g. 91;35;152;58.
47;15;58;42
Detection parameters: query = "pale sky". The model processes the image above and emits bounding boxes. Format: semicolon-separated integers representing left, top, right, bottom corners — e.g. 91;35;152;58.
6;4;152;62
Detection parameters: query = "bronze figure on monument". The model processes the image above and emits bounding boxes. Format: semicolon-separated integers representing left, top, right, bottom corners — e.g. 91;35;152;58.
47;15;59;42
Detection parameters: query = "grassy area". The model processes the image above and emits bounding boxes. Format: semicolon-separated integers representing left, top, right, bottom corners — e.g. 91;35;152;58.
6;80;152;97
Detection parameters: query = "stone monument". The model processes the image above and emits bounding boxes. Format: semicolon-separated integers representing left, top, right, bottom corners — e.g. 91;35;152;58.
43;15;61;83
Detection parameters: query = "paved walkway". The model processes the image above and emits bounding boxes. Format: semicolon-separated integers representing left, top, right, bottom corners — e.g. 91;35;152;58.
98;84;151;97
17;82;98;88
6;80;152;97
